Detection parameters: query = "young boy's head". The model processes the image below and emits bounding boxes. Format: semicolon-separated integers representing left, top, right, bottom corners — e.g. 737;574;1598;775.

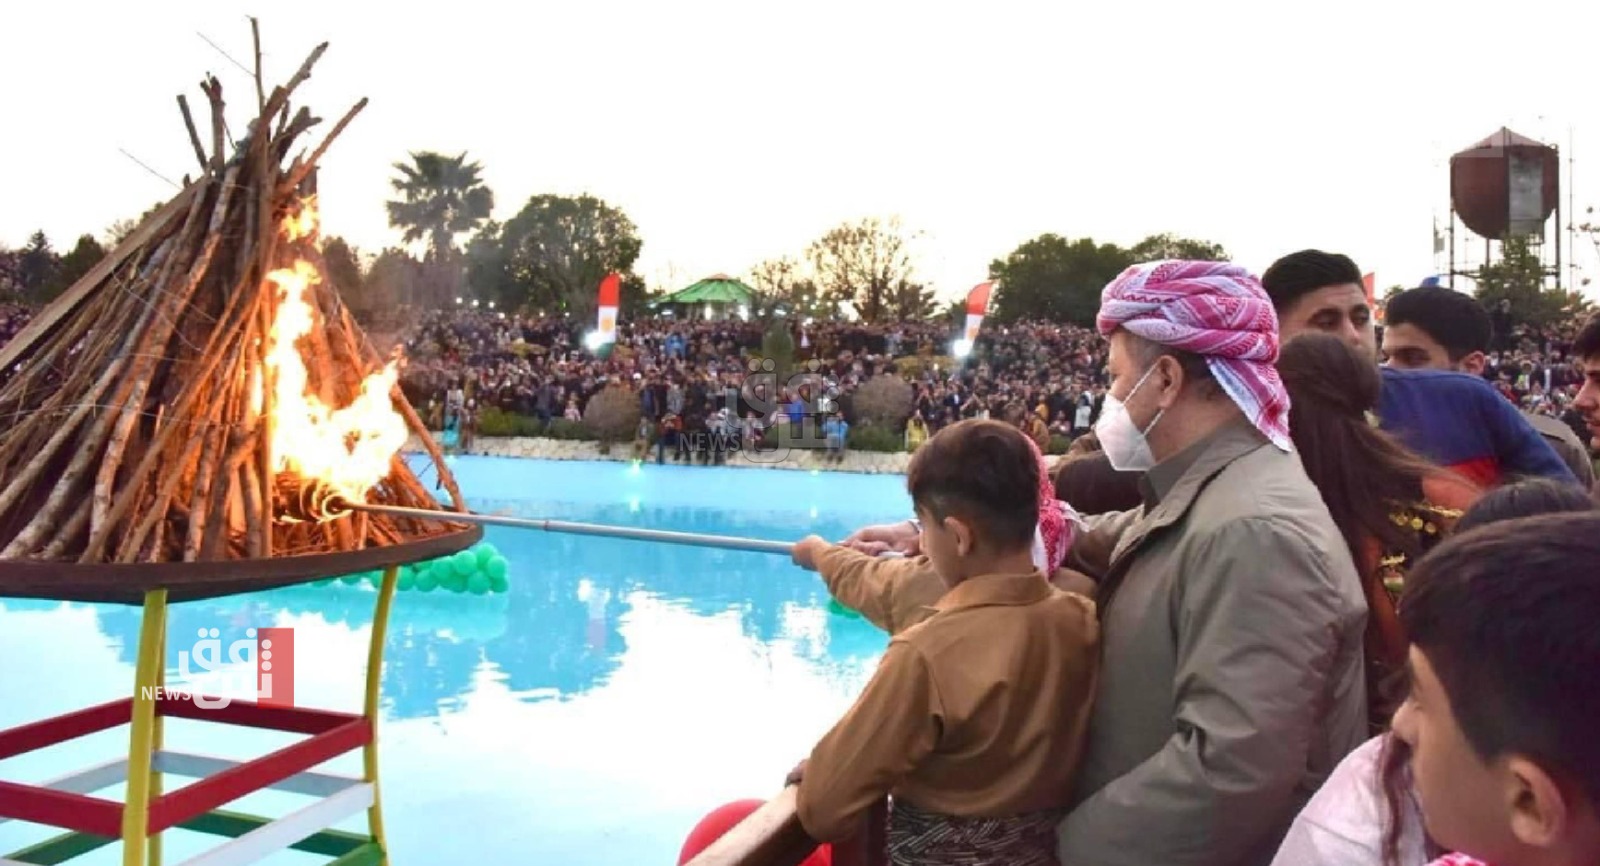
1394;512;1600;866
906;419;1039;586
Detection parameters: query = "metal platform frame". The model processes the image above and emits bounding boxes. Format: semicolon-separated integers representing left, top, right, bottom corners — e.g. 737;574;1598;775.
0;565;404;866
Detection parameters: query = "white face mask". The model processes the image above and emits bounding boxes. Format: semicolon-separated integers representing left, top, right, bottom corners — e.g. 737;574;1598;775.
1095;365;1165;472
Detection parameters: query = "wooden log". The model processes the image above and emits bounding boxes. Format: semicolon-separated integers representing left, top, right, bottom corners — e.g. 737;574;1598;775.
85;177;233;547
280;98;367;194
203;76;225;171
0;185;197;375
118;422;205;563
41;501;92;561
240;461;265;559
250;17;266;112
76;177;239;560
177;94;209;168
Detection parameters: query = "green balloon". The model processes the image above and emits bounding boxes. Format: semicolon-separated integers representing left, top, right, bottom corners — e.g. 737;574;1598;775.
488;572;509;594
827;598;863;619
397;570;416;592
452;550;477;575
467;573;491;595
415;570;438;592
312;577;335;587
446;568;470;592
485;557;508;581
475;545;497;566
339;574;362;586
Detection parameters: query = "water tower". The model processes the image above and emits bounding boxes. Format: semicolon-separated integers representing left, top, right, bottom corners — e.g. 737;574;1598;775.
1445;127;1564;288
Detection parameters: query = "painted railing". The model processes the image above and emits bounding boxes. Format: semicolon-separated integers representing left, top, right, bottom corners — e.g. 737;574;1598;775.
683;787;888;866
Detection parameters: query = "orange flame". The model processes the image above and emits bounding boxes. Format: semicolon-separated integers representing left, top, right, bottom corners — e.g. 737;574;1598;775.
283;196;320;243
264;200;407;503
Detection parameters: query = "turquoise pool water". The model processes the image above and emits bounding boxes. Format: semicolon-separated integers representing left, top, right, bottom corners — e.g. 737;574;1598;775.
0;458;911;864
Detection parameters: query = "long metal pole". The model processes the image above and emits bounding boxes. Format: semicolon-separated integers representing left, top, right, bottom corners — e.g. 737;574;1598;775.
343;502;796;556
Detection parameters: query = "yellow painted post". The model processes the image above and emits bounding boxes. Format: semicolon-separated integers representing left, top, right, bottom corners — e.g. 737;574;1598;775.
363;565;400;862
123;589;168;866
147;612;167;866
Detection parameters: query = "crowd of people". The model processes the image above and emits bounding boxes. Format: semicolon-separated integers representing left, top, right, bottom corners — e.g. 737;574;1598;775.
393;307;1119;459
757;252;1600;866
390;295;1600;480
0;304;31;347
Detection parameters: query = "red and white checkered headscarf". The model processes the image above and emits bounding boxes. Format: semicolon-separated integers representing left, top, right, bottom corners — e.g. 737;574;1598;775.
1427;855;1491;866
1097;260;1292;452
1025;435;1079;574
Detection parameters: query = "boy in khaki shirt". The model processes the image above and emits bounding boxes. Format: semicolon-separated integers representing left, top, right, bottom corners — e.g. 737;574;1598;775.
787;419;1100;865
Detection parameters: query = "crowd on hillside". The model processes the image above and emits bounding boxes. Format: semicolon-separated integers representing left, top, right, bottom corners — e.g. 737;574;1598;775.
393;309;1115;454
389;305;1599;466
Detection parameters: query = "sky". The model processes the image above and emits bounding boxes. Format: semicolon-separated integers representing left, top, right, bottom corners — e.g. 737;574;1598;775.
7;0;1600;304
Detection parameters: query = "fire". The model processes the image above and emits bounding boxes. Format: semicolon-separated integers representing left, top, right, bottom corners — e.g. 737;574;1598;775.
283;196;320;243
263;201;407;504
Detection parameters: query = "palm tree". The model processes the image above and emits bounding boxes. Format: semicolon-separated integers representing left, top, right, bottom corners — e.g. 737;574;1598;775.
385;152;494;263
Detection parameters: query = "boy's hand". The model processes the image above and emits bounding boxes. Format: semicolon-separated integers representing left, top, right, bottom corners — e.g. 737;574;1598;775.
784;759;808;787
791;535;829;571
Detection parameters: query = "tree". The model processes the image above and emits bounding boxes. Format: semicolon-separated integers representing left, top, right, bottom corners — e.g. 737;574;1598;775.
986;232;1230;324
806;217;919;323
1472;235;1584;329
385;152;495;263
40;234;106;302
17;231;58;304
987;234;1128;325
102;201;165;248
321;236;369;316
748;256;830;321
1126;232;1230;263
886;277;937;321
491;194;643;320
366;248;424;312
465;222;517;307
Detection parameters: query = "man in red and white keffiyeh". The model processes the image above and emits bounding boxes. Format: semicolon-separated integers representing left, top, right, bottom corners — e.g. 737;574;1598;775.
1024;434;1079;574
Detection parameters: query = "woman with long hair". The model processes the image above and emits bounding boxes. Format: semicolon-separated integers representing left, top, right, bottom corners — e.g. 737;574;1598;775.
1277;333;1480;726
1271;478;1595;866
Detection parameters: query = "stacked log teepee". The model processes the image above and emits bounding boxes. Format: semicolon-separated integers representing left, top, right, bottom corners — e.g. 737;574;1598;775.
0;25;464;564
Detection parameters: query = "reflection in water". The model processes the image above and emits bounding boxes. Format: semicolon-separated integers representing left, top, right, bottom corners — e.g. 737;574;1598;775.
81;504;889;719
0;459;911;864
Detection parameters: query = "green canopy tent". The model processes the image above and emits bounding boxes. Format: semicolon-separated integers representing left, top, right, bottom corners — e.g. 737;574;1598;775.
649;274;755;320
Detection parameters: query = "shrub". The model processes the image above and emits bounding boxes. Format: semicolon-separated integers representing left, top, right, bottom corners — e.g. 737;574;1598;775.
583;385;642;443
852;374;914;430
761;320;795;379
547;418;596;441
476;406;520;437
847;424;905;453
514;415;547;437
893;355;954;378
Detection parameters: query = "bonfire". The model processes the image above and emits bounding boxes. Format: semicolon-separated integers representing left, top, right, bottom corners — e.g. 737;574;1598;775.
0;26;464;565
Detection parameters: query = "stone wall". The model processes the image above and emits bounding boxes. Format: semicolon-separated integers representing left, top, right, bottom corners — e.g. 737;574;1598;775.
405;435;911;475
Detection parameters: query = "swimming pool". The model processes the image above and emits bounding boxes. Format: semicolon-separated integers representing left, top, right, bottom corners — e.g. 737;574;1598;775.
0;457;911;864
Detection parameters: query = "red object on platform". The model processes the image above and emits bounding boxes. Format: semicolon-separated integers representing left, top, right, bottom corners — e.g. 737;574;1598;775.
677;799;831;866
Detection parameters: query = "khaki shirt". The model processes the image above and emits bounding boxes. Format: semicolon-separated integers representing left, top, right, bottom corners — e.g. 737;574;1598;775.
814;547;945;634
797;572;1100;841
816;545;1099;636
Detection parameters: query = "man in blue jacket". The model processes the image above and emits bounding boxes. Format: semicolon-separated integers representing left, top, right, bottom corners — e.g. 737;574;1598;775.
1259;250;1575;487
